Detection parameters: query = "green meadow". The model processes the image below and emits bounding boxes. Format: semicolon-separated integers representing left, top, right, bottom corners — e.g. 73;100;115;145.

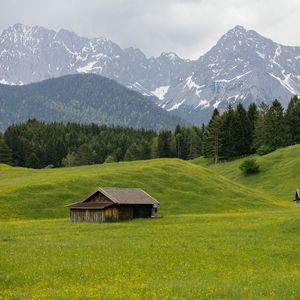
1;146;300;299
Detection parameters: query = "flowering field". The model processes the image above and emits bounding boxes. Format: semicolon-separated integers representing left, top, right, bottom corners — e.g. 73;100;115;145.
1;149;300;299
1;210;300;299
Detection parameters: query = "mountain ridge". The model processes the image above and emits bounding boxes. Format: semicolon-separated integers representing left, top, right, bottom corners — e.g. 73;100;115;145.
1;23;300;124
0;73;183;131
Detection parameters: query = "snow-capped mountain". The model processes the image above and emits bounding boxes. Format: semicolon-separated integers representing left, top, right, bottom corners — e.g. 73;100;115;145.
1;23;300;124
161;25;300;122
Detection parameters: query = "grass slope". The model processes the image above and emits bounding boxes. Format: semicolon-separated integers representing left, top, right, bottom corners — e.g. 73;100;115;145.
1;154;300;299
0;158;279;220
194;144;300;200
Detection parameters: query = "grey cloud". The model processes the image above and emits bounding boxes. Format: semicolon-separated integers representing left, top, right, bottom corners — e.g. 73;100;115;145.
0;0;299;59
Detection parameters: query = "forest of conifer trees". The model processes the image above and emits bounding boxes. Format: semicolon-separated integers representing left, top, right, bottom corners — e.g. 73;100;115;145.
0;96;299;169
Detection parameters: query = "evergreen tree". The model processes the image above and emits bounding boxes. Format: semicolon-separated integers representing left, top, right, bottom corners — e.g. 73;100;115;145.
221;105;237;159
265;99;290;148
75;144;96;166
157;131;173;158
248;102;258;130
203;116;222;164
234;103;252;156
187;127;202;159
247;102;258;151
124;143;140;161
286;95;300;144
253;102;270;149
151;137;159;158
175;125;183;158
26;153;41;169
0;138;12;165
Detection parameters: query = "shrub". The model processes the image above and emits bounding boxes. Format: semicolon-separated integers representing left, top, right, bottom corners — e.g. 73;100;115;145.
239;158;260;175
104;155;115;163
44;164;54;169
256;145;275;156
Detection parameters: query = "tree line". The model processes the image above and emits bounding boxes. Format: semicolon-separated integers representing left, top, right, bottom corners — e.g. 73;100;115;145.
0;95;299;168
0;120;202;168
203;96;300;163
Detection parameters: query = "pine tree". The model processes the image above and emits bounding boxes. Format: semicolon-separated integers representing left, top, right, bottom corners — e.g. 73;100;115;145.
248;102;258;130
124;143;140;161
187;127;202;159
265;99;290;148
220;105;237;159
157;131;173;158
247;102;258;151
75;144;96;165
286;95;300;144
0;138;12;165
253;102;270;149
203;116;222;164
26;153;40;169
234;103;252;156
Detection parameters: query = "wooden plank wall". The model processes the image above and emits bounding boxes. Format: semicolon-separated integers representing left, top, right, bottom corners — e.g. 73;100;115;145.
70;207;119;222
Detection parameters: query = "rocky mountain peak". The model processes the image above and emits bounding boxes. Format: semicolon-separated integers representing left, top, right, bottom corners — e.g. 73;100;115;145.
0;23;300;124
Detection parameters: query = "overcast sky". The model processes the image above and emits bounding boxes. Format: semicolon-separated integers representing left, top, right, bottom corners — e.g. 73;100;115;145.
1;0;299;59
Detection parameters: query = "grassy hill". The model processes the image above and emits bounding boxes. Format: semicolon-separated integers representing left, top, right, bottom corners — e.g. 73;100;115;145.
1;151;300;299
0;158;281;220
193;144;300;200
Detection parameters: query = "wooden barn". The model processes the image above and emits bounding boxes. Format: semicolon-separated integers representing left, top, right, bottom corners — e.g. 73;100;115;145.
65;187;159;222
294;189;300;203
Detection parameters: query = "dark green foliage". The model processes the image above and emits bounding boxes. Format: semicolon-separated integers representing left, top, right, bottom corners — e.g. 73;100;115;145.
0;136;12;165
5;120;157;168
285;95;300;144
256;145;275;156
239;158;260;175
234;103;252;155
124;144;141;161
175;125;202;159
0;74;183;131
74;144;96;166
3;96;300;168
203;116;223;164
25;153;41;169
157;131;174;158
264;99;290;148
253;102;270;149
220;105;237;159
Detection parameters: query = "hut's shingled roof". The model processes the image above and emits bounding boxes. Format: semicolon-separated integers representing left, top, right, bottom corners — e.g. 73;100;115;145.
65;187;159;209
99;188;159;205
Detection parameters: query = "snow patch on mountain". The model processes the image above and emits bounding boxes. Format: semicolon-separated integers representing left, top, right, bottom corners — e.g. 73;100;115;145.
167;99;186;111
215;70;253;83
195;99;210;109
77;61;99;73
151;85;170;100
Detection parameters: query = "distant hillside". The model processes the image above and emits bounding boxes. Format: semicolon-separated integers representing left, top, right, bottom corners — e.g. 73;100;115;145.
0;74;183;131
193;144;300;200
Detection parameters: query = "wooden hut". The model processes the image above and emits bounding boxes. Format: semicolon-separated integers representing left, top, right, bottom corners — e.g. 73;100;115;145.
65;187;159;222
294;189;300;203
